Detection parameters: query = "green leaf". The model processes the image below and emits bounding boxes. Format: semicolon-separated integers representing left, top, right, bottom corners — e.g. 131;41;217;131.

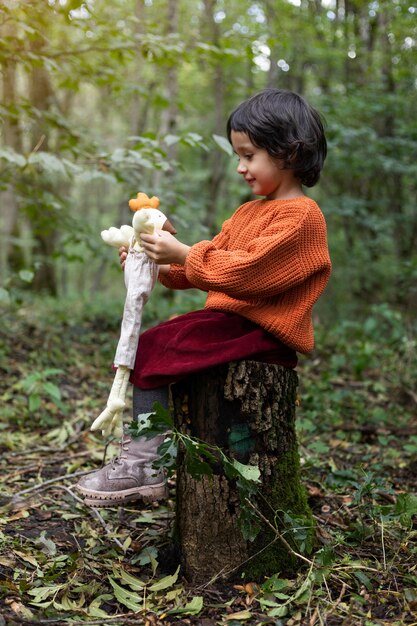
185;453;213;478
87;596;111;618
28;600;54;608
122;536;132;551
35;531;57;556
59;594;82;610
353;570;373;591
185;132;203;143
27;584;65;602
135;546;159;575
262;575;292;593
181;132;207;149
164;134;180;146
148;565;180;592
168;595;203;616
152;402;175;428
226;610;253;620
18;270;34;283
213;134;233;156
0;288;11;305
108;577;142;612
404;588;417;603
394;493;417;526
135;412;153;432
29;395;41;412
28;152;68;176
0;147;26;167
43;382;62;402
117;569;145;591
268;605;289;618
231;459;261;483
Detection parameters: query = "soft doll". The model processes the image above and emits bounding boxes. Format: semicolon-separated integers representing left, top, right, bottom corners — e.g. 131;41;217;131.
91;192;176;438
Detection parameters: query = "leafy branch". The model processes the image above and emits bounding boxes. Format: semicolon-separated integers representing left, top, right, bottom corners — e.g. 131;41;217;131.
128;403;261;540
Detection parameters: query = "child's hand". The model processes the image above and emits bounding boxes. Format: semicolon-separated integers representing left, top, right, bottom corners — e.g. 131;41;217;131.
140;230;190;266
118;246;128;269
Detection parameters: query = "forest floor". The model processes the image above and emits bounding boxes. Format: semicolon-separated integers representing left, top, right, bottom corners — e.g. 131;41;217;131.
0;303;416;625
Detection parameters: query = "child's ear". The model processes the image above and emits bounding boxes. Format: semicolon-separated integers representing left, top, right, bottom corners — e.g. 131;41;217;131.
287;141;302;166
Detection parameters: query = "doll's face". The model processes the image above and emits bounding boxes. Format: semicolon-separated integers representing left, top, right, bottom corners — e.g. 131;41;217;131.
132;209;176;235
132;208;165;235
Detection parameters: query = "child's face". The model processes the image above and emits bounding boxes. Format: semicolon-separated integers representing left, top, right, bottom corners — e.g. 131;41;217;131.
231;131;302;200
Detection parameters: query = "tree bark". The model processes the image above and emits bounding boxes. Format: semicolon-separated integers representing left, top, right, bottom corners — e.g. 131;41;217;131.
171;360;313;583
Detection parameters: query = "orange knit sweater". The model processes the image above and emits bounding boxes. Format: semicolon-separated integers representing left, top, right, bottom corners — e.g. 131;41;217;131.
159;196;331;353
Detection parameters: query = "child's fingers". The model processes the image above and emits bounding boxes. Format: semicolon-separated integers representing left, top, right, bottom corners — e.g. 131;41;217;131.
118;246;128;268
139;233;157;244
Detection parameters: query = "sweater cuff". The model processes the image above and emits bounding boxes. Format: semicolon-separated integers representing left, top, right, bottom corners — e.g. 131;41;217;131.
159;263;194;290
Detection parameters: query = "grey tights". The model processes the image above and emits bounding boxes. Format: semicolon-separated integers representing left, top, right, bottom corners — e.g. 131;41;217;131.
128;386;169;462
132;385;169;420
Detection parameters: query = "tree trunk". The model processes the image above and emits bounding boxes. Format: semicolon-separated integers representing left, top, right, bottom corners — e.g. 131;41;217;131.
152;0;179;195
201;0;227;237
0;20;24;282
28;37;59;295
171;360;313;583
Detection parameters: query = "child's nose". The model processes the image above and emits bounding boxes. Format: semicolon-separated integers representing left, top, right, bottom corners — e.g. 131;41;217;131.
237;160;247;174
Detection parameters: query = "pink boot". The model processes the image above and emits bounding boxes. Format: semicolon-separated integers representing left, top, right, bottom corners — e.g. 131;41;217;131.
75;435;168;507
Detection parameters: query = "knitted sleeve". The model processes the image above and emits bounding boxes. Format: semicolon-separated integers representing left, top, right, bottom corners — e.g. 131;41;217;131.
158;216;232;291
158;262;194;290
184;208;330;299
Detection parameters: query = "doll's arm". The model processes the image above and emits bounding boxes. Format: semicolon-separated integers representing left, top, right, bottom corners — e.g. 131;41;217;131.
101;225;134;249
90;365;130;438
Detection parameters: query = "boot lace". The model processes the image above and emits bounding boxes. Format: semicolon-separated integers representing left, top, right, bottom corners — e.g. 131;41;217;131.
110;436;132;468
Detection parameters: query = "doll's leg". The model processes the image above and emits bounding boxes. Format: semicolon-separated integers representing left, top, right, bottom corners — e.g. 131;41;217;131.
76;385;169;507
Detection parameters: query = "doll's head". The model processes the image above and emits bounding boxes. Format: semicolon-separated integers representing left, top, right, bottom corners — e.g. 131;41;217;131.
129;192;176;237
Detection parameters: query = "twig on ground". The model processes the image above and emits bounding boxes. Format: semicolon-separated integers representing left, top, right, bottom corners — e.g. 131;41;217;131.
58;485;125;550
323;582;347;622
0;613;144;626
197;498;317;590
309;606;319;626
380;515;387;571
195;537;280;589
245;498;314;566
11;470;93;498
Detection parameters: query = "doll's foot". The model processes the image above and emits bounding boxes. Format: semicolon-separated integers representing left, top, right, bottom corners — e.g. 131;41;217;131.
75;435;168;507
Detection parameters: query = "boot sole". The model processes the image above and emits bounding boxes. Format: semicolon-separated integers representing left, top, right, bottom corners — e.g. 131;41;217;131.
76;483;168;507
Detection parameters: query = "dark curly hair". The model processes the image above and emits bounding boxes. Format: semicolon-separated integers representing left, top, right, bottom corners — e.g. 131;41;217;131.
226;88;327;188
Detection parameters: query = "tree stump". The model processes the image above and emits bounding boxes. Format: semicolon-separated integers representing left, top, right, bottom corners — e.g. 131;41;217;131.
171;360;313;584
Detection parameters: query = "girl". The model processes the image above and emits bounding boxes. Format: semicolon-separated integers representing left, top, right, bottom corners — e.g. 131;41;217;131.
76;88;331;506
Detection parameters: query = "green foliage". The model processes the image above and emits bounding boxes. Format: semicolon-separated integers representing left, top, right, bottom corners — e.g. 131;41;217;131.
1;0;415;319
129;403;261;541
390;493;417;528
14;368;67;417
298;304;416;437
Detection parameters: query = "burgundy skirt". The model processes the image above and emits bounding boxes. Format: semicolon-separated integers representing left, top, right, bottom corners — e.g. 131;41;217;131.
129;309;297;389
